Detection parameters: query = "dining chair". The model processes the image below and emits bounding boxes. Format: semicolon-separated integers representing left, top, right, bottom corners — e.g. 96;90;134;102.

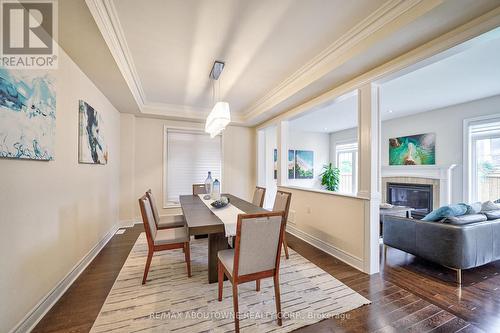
251;186;266;207
192;183;208;195
217;211;286;332
146;189;185;229
272;190;292;259
138;195;191;284
192;184;209;239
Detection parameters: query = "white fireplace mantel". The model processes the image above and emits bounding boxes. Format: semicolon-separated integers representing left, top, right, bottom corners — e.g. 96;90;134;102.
381;164;457;206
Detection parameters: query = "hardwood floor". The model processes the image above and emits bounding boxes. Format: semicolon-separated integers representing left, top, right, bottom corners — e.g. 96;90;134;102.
33;225;499;333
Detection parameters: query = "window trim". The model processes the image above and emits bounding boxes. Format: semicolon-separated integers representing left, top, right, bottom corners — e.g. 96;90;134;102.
463;114;500;203
162;126;224;208
335;141;358;195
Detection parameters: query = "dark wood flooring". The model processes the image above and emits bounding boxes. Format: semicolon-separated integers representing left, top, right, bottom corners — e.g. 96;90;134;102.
33;225;500;333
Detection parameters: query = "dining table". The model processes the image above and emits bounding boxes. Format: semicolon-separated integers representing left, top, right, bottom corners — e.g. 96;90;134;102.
179;193;267;283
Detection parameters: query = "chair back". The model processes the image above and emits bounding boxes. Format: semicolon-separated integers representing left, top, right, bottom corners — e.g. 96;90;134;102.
146;189;160;226
139;195;157;246
251;186;266;207
193;183;207;195
272;190;292;222
233;212;285;277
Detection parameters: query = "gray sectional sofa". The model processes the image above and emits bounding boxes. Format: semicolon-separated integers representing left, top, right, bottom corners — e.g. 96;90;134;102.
383;212;500;284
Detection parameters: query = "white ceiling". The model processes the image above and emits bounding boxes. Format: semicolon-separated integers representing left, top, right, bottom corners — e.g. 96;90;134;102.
112;0;385;114
67;0;500;124
380;27;500;120
289;27;500;133
289;93;358;133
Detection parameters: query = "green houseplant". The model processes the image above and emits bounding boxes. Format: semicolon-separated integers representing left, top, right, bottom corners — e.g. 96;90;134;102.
320;163;340;191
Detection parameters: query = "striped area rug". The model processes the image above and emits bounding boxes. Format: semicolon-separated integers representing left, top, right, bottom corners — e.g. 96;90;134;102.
91;233;370;333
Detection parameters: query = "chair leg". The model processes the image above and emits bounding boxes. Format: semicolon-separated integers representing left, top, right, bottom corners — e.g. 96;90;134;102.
218;261;224;301
283;233;289;259
256;279;260;291
273;275;282;326
142;249;154;285
232;283;240;333
184;242;191;278
457;268;462;285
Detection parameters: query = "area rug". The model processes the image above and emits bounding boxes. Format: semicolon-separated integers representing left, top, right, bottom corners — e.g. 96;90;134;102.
90;233;370;333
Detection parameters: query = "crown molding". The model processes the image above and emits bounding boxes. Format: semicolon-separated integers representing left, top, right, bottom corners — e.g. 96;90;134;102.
86;0;146;107
241;0;442;123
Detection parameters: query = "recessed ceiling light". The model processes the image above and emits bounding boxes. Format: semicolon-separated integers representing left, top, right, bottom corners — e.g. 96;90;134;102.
388;110;393;113
324;127;328;131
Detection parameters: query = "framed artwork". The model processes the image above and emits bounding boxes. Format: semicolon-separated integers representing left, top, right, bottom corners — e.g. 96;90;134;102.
294;150;314;179
389;133;435;165
0;68;56;160
79;100;108;164
273;148;277;179
288;149;295;179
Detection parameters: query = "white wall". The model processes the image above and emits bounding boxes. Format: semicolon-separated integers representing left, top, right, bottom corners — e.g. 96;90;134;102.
287;130;330;189
0;50;121;333
381;94;500;203
120;116;256;221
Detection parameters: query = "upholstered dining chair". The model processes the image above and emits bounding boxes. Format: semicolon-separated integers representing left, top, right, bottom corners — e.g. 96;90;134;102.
272;190;292;259
192;183;208;195
138;195;191;284
217;211;286;333
192;184;209;239
251;186;266;207
146;189;185;229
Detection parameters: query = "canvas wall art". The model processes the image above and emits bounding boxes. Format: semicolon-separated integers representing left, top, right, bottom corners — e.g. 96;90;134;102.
295;150;314;179
389;133;436;165
79;100;108;164
0;68;56;160
288;150;295;179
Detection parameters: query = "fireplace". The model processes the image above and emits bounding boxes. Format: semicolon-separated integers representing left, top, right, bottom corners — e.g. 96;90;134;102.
387;183;433;219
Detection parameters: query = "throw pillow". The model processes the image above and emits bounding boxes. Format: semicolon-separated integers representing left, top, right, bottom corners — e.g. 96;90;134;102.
465;202;482;214
481;201;500;212
484;210;500;220
422;203;468;222
444;214;487;225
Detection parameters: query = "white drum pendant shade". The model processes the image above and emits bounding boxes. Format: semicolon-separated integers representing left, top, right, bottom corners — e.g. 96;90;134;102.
205;101;231;138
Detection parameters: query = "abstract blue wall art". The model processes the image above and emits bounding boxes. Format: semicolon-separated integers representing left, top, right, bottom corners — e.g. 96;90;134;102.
0;68;56;160
79;100;108;164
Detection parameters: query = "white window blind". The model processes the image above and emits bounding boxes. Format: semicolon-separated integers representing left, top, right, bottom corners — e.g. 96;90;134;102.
166;129;221;205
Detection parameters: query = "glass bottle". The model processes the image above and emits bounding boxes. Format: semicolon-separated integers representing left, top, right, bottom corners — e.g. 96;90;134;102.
212;179;221;200
205;171;213;195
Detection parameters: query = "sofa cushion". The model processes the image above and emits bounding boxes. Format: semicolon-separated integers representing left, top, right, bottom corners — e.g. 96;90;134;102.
484;210;500;220
443;214;488;225
481;201;500;212
465;202;482;214
422;204;468;222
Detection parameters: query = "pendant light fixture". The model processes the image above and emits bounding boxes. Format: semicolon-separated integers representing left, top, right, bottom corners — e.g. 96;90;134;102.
205;61;231;138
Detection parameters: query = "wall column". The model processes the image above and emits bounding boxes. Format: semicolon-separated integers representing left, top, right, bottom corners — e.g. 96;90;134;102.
358;83;381;274
277;120;289;187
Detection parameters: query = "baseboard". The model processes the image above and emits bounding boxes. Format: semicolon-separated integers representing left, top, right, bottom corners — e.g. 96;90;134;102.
287;224;364;272
119;218;140;228
10;223;119;333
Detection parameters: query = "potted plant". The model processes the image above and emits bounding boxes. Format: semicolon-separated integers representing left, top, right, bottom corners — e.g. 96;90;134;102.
320;163;340;191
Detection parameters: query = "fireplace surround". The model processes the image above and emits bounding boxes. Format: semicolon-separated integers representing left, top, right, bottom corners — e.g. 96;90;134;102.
387;183;433;219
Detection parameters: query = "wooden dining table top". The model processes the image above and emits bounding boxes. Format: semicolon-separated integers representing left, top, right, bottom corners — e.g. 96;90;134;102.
179;193;267;236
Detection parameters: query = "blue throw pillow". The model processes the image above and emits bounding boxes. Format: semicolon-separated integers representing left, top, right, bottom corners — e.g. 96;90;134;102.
422;204;468;222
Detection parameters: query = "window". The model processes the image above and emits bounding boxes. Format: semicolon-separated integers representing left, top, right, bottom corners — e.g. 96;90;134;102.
336;142;358;194
165;129;222;206
468;119;500;202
